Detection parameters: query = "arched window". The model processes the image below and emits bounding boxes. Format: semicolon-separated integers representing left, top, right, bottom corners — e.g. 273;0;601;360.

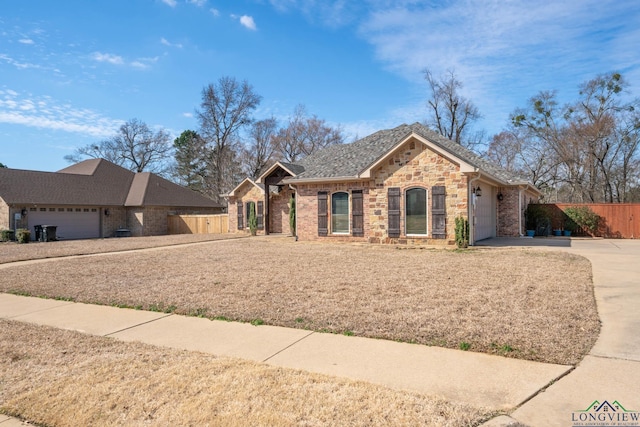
331;192;349;234
405;188;427;235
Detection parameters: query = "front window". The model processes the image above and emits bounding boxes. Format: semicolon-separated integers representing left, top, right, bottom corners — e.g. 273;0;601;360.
331;192;349;234
406;188;427;235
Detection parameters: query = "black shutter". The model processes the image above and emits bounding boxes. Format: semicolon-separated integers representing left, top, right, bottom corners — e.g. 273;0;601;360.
318;192;328;236
237;201;244;230
388;187;400;238
257;201;264;230
432;186;446;239
352;190;364;237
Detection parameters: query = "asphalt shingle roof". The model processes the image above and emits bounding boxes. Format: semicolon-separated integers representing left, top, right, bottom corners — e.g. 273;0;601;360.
287;122;532;185
0;159;222;208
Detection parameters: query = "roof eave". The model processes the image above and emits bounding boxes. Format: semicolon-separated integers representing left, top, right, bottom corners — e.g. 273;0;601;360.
256;161;299;184
283;176;366;185
227;178;265;197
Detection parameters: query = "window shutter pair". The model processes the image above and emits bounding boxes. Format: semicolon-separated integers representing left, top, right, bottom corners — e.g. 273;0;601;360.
388;188;401;238
387;186;446;238
317;192;328;236
431;186;446;238
318;191;363;237
257;201;264;230
237;201;243;230
352;190;364;237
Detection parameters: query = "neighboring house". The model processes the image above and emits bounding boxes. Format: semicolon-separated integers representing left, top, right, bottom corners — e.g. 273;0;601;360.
227;123;541;245
0;158;223;240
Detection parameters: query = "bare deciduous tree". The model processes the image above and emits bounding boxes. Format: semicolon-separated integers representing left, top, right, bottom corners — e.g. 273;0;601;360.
241;117;278;180
197;76;262;202
272;105;344;163
65;118;172;175
509;72;640;202
424;69;482;148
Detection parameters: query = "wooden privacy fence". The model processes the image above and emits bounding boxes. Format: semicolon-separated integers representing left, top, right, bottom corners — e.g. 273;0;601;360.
540;203;640;239
167;214;228;235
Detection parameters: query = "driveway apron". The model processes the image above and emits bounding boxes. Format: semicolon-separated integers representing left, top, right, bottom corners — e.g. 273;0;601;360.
481;238;640;427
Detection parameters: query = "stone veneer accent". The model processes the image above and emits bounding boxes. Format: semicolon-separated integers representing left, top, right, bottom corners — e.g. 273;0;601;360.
227;181;294;235
227;182;265;235
294;138;469;245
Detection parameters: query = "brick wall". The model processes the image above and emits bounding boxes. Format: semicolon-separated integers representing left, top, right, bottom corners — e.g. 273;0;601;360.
102;207;127;237
295;183;369;242
295;138;468;245
269;186;294;234
496;187;540;237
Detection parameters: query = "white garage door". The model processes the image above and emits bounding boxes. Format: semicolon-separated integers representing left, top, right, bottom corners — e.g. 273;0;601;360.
28;207;100;240
474;184;495;242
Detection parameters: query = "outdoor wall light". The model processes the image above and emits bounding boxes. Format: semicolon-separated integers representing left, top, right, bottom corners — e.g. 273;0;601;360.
21;209;27;216
104;209;110;216
497;192;504;201
473;186;482;197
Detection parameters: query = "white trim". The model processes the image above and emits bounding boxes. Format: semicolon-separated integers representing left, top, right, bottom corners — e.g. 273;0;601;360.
329;191;350;235
256;161;299;184
227;178;265;197
404;186;429;237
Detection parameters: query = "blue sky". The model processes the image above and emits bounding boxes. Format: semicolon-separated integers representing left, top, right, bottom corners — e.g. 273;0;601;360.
1;0;639;172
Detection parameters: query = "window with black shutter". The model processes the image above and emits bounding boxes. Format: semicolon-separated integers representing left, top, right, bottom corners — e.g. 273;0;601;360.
237;201;244;230
432;186;446;238
257;201;264;230
388;187;400;238
318;192;328;236
352;190;363;237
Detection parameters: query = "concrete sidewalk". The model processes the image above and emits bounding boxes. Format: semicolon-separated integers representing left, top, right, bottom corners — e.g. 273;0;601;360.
0;292;570;413
479;238;640;427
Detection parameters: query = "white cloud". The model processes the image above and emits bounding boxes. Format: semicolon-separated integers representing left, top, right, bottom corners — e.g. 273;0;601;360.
91;52;124;65
18;38;34;45
161;0;177;7
210;8;220;17
161;37;183;48
0;91;121;137
239;15;257;31
182;112;193;118
187;0;207;6
0;53;42;70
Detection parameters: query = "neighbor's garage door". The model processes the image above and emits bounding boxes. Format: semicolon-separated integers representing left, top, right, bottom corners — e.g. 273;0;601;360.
29;207;100;240
474;184;496;242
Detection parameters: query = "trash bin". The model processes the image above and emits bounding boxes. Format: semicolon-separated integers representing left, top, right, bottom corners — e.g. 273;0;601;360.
34;225;43;241
41;225;57;242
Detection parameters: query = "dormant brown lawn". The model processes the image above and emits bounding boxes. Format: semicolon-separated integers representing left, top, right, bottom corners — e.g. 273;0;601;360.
0;320;491;426
0;235;599;365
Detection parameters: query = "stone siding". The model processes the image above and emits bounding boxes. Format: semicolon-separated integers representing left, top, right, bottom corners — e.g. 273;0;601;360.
227;182;265;235
0;198;10;231
295;138;468;245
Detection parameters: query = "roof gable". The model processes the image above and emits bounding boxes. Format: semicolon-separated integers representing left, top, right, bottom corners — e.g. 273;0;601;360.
285;123;536;188
227;178;265;197
0;159;221;208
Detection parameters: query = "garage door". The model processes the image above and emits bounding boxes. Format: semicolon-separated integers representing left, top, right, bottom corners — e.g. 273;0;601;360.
474;184;496;242
28;207;100;240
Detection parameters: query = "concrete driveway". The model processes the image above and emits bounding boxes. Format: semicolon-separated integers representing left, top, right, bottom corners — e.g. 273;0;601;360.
479;238;640;426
